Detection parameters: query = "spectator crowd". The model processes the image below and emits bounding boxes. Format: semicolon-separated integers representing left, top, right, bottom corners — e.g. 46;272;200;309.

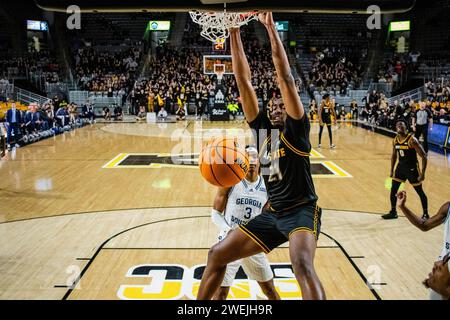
0;96;103;150
359;84;449;131
307;46;364;95
129;37;293;118
0;50;60;84
73;44;143;97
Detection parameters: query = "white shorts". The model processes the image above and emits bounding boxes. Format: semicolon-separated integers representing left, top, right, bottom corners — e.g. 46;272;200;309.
221;252;274;287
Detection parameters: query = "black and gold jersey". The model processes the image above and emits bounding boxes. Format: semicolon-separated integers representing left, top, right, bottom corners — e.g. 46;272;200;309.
249;111;318;216
322;100;333;113
393;133;418;169
320;100;332;122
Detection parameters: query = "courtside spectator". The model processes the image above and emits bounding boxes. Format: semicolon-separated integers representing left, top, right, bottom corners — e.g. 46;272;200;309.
437;109;449;124
5;102;22;148
55;105;69;127
176;104;186;121
338;106;347;121
68;103;79;124
157;106;168;120
136;106;147;121
114;105;123;121
308;99;318;120
350;99;359;119
102;107;111;121
81;103;95;122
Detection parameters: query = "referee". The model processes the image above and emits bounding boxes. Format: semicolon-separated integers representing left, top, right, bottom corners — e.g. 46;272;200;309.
412;101;433;153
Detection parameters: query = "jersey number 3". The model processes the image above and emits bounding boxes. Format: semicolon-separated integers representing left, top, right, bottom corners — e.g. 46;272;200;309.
244;207;252;219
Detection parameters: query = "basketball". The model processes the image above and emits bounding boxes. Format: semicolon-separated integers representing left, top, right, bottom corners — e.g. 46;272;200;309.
199;138;250;187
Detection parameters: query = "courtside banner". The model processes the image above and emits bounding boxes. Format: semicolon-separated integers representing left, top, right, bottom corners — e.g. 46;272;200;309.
210;83;229;121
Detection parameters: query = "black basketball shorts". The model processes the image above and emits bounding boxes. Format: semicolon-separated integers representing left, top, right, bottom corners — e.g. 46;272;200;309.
238;203;322;253
321;115;331;126
393;165;422;186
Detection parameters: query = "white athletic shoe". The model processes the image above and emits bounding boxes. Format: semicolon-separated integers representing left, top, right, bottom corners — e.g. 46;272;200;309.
318;144;322;148
330;144;336;149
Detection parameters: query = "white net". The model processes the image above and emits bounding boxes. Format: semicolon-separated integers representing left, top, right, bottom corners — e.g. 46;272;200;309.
189;10;258;43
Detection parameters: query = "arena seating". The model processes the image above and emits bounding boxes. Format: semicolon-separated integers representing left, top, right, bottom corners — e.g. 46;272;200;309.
68;13;174;46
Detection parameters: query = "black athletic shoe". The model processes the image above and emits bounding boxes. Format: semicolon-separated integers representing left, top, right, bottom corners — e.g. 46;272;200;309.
421;213;430;220
382;211;398;220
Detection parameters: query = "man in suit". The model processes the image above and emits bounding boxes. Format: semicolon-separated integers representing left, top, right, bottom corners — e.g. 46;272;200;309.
24;103;44;133
5;102;22;148
55;105;69;127
81;102;95;122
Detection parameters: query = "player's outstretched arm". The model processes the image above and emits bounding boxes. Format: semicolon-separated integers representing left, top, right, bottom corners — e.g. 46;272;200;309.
410;137;427;180
259;12;304;120
230;28;259;123
397;191;448;231
211;187;232;231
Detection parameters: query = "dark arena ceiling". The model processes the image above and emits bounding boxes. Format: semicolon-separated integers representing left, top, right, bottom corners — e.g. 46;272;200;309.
35;0;416;13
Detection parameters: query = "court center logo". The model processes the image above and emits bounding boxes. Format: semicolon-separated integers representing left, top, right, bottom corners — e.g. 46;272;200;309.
117;263;301;300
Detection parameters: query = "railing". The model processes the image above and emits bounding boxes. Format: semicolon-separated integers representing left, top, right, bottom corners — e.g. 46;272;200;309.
13;87;51;106
45;82;68;99
387;86;425;104
27;71;48;92
368;82;393;96
27;71;68;99
423;68;450;83
368;68;409;97
313;89;367;106
69;90;124;108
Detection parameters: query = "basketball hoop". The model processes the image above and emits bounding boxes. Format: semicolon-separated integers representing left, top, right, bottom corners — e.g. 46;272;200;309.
214;63;225;82
189;5;258;43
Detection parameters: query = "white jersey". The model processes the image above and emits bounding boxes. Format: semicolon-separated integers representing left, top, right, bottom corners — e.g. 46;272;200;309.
217;176;274;288
439;204;450;260
218;176;267;241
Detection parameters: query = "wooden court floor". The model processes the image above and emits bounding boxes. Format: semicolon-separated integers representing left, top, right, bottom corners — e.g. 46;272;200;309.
0;121;449;300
